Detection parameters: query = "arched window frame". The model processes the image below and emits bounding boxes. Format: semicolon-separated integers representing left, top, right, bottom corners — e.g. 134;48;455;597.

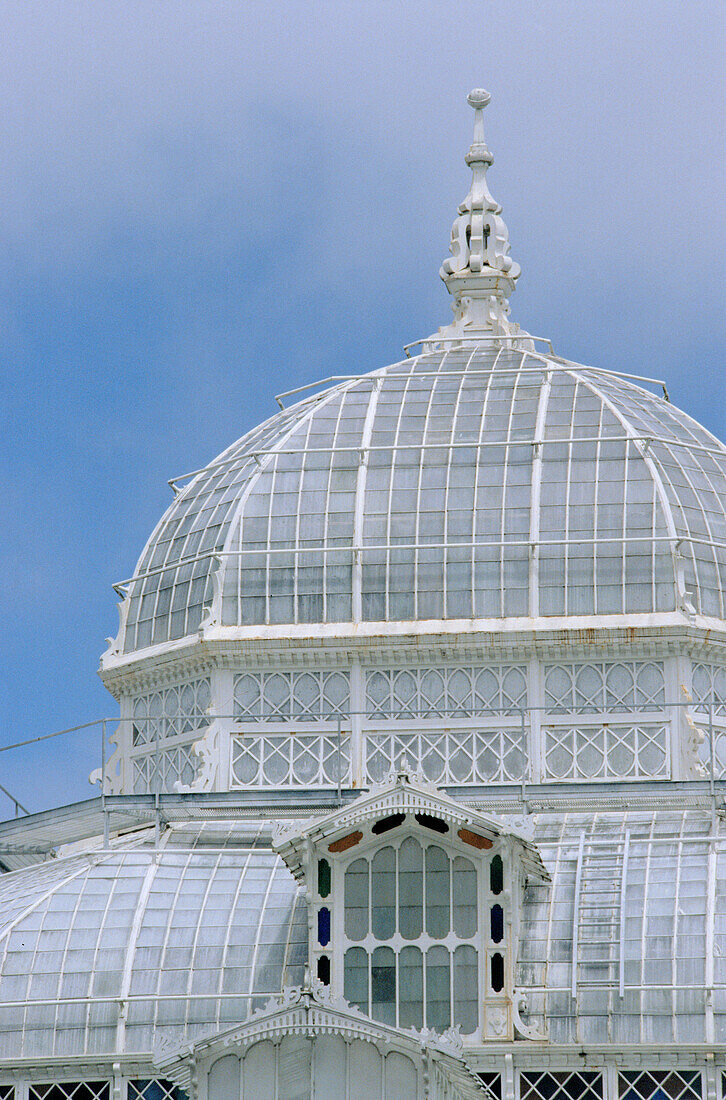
273;773;549;1044
310;815;522;1042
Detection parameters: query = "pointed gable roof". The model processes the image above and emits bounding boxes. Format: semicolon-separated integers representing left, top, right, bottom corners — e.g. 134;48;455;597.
272;767;549;882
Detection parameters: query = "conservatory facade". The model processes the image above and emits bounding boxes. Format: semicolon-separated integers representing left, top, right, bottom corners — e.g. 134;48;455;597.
2;90;726;1100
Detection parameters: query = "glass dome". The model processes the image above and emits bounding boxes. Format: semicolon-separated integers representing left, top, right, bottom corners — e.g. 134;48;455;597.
117;341;726;654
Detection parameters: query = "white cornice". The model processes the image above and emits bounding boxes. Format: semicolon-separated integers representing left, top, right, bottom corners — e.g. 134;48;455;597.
98;616;726;696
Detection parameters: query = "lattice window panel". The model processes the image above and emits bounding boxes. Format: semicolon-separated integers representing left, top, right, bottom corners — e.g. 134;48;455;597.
521;1073;603;1100
618;1071;701;1100
692;663;726;715
478;1074;502;1100
233;670;350;721
691;664;726;778
30;1086;110;1100
544;723;668;780
132;743;199;793
366;666;527;718
0;1087;14;1100
231;732;351;788
544;661;665;713
366;727;526;785
131;679;211;745
128;1082;188;1100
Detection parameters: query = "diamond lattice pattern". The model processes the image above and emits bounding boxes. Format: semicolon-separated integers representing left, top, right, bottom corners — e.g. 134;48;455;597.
366;728;526;784
128;1081;188;1100
231;732;351;788
30;1086;110;1100
544;723;668;780
521;1072;603;1100
618;1071;701;1100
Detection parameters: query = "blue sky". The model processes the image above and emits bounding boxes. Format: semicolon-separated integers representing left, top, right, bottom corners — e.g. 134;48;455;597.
1;0;725;815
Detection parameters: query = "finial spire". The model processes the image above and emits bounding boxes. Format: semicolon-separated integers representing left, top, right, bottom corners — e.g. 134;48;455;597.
439;89;521;335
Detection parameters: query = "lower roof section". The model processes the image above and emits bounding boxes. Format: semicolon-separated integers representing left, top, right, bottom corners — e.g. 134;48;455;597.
0;805;726;1060
1;780;724;871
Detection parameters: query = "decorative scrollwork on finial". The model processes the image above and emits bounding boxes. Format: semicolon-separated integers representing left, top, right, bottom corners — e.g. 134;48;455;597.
438;89;521;336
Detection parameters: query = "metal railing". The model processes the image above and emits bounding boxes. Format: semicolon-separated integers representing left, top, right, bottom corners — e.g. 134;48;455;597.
2;700;725;829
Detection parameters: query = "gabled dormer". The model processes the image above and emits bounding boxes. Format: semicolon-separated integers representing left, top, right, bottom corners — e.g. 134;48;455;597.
273;769;549;1042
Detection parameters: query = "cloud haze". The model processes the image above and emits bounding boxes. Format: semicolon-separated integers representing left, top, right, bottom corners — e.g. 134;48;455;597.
1;0;724;811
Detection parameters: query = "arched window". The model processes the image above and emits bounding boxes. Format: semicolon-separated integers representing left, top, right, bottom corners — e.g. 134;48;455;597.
279;780;544;1043
340;835;491;1034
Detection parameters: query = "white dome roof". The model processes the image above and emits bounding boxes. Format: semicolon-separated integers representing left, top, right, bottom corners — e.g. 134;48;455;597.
117;341;726;655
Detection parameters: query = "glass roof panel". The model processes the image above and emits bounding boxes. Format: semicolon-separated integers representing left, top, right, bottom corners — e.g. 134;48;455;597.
118;344;726;653
1;812;725;1055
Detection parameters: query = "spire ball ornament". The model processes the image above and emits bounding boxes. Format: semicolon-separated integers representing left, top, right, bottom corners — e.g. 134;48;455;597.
466;88;491;109
437;88;523;339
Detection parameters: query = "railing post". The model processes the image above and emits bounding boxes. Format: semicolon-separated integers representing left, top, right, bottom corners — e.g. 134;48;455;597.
337;716;342;806
154;721;161;847
709;703;716;827
520;707;528;808
101;718;110;848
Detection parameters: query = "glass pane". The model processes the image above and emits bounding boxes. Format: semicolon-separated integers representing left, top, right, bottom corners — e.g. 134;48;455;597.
344;947;368;1013
425;845;450;938
398;837;423;940
371;847;396;940
317;858;331;898
344;858;369;941
490;903;504;943
453;944;479;1034
491;951;504;992
490;854;503;895
317;907;330;947
452;855;477;937
399;945;423;1029
425;945;451;1029
371;945;396;1025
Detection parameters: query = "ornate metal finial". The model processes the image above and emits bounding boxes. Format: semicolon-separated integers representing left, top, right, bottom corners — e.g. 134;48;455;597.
439;89;521;335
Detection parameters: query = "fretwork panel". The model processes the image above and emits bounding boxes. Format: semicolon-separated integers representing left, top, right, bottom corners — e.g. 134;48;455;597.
131;679;211;745
543;723;668;781
131;743;199;793
231;731;352;788
692;664;726;779
692;663;726;714
366;666;527;718
365;726;527;785
544;662;665;713
233;671;350;721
